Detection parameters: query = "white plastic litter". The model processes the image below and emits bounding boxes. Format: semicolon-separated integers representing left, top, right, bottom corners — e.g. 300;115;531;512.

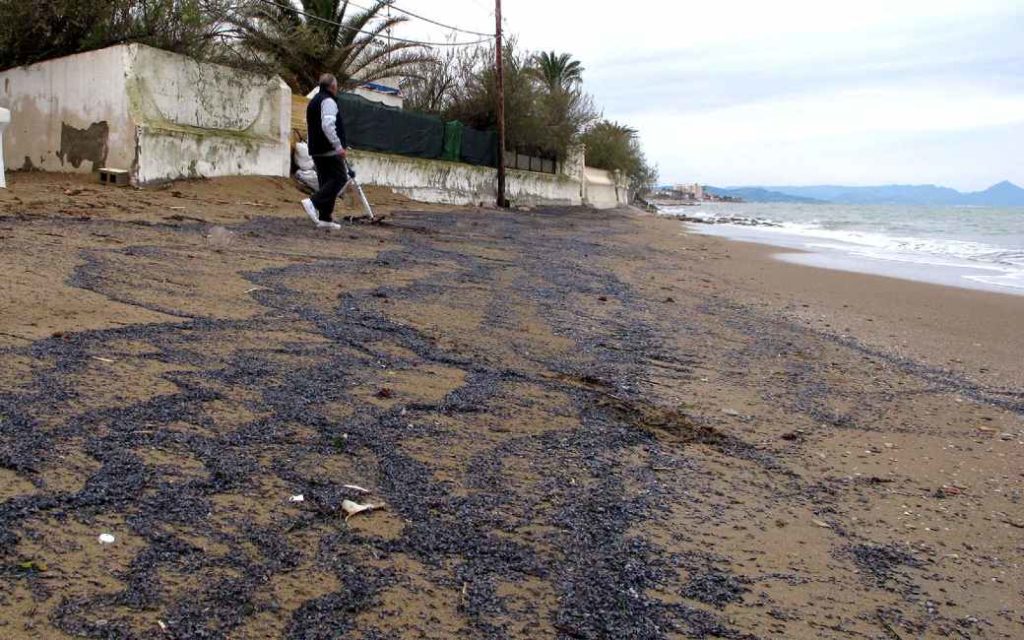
294;142;315;171
206;226;236;248
343;484;370;494
289;494;305;503
294;143;320;190
98;533;116;544
296;169;319;190
341;499;383;520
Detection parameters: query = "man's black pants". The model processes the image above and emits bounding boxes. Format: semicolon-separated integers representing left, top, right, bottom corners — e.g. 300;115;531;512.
311;155;348;221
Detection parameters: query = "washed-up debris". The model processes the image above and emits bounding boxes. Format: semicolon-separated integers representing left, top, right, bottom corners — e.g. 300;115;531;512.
722;408;740;417
935;485;963;498
17;560;47;573
343;484;370;494
341;500;383;520
206;226;236;248
812;519;832;529
289;494;305;503
98;533;115;544
681;570;748;607
845;543;920;588
91;356;116;363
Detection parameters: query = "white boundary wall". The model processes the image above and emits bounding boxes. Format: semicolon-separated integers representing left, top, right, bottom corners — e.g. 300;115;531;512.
582;166;629;209
349;149;584;207
346;146;630;209
0;44;290;184
0;107;9;188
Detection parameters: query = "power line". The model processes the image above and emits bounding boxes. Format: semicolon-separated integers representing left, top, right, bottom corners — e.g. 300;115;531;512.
253;0;493;48
334;0;495;38
379;1;493;37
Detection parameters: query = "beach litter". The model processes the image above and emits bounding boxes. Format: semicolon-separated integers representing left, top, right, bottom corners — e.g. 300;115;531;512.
206;226;236;249
343;484;370;494
289;494;305;503
341;499;383;520
98;533;115;544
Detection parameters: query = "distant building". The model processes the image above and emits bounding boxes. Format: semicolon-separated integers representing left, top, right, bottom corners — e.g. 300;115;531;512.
670;183;704;201
351;78;403;109
306;77;404;109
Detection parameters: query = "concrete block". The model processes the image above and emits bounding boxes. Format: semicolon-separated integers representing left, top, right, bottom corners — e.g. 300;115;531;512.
99;167;130;186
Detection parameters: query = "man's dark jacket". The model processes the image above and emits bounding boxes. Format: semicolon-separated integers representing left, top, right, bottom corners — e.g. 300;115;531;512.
306;88;347;156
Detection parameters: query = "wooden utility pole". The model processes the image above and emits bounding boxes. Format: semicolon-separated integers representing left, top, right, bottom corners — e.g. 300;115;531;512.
495;0;507;208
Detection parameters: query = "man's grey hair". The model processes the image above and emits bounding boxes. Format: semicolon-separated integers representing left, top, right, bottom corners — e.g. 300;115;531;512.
319;73;337;89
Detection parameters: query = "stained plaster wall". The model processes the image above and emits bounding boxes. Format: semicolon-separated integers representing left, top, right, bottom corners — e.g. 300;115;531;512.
583;166;630;209
0;47;135;174
127;46;291;184
0;44;290;184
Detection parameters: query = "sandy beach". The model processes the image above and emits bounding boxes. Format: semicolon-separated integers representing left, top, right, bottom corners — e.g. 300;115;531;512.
0;173;1021;639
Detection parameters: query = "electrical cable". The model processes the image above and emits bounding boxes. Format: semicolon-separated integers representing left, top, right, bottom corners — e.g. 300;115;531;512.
253;0;494;47
374;1;493;37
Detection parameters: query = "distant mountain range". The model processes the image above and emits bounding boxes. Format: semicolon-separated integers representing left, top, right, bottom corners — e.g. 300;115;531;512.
705;181;1024;206
704;187;824;203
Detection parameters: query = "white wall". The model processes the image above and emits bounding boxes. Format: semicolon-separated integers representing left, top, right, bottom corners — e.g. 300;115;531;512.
348;149;582;207
0;47;134;173
583;166;630;209
0;44;291;184
126;45;291;184
0;107;9;188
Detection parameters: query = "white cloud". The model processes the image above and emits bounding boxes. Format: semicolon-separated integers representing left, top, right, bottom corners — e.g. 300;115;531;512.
394;0;1023;188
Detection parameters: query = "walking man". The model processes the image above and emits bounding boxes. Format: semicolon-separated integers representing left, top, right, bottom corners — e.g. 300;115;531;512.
301;73;348;230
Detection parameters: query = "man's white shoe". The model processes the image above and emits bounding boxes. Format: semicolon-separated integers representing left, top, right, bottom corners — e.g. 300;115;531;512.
301;199;319;225
316;220;342;230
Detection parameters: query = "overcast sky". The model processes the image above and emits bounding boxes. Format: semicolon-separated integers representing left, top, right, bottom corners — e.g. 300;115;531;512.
397;0;1023;190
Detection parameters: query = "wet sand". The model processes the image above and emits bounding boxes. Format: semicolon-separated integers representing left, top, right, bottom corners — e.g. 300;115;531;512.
0;173;1021;639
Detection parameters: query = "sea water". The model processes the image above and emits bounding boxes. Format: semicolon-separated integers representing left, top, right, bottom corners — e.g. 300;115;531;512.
660;202;1024;296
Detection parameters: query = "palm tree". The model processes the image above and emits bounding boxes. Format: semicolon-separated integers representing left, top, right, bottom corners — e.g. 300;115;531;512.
533;51;583;93
229;0;430;94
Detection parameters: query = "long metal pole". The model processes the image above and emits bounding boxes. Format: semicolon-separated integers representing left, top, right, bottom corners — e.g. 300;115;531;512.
495;0;506;208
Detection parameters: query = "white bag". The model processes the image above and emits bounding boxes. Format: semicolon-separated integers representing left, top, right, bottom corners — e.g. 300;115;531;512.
296;168;318;190
294;142;315;171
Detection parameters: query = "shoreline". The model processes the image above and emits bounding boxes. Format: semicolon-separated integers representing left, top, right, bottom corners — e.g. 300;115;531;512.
681;218;1024;297
636;212;1024;387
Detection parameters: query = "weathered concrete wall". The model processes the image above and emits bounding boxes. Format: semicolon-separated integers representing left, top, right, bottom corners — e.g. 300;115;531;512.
0;107;9;188
348;149;582;207
125;46;291;184
0;44;290;184
583;167;630;209
0;47;134;174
